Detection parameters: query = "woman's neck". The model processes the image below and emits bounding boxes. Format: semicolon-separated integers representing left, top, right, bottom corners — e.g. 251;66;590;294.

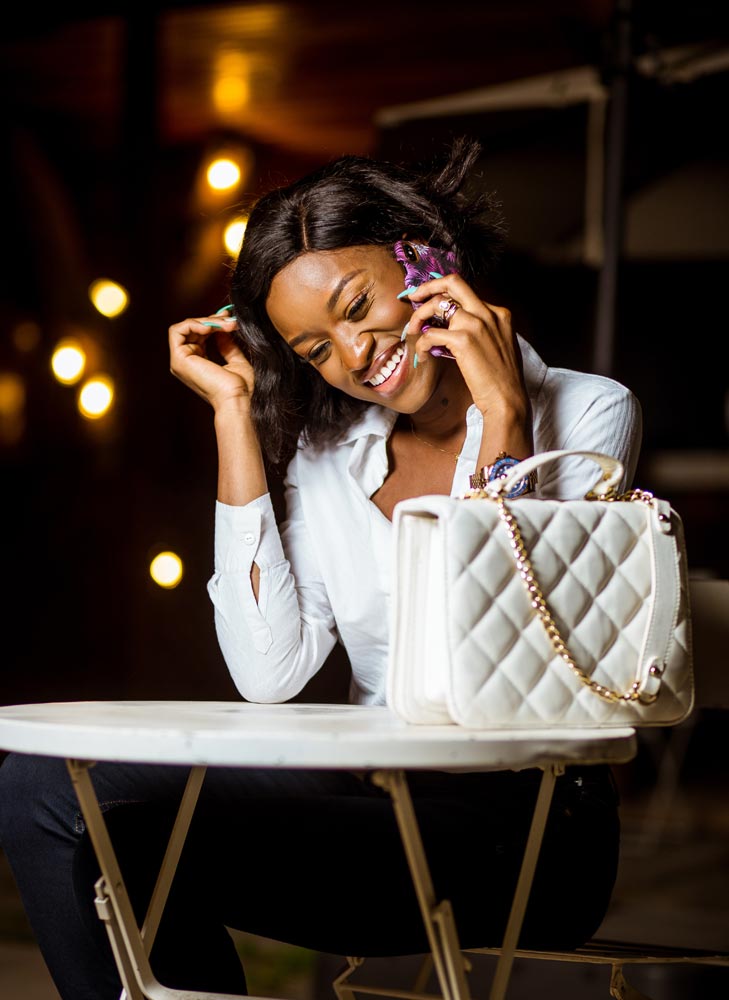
408;363;473;441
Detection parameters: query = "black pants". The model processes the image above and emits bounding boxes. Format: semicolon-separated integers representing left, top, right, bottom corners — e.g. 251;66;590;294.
0;752;620;999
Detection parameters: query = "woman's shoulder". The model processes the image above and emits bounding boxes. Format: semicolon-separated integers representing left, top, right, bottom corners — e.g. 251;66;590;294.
521;340;642;476
522;339;639;414
545;364;640;411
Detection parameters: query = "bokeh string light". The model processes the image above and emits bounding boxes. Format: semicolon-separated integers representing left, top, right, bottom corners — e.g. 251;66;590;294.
149;551;184;589
51;339;86;385
77;375;114;420
89;279;129;318
223;215;248;256
207;157;241;191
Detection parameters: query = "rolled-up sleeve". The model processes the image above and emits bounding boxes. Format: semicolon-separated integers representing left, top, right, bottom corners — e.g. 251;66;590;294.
207;468;338;702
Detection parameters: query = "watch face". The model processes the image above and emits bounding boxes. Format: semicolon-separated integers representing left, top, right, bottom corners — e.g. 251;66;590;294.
485;454;536;498
489;455;520;480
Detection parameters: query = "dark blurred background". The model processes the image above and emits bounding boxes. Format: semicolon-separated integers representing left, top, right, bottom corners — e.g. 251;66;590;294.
1;0;727;704
2;3;729;997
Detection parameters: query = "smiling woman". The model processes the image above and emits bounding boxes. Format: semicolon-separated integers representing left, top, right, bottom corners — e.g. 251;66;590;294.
0;136;643;1000
229;136;508;469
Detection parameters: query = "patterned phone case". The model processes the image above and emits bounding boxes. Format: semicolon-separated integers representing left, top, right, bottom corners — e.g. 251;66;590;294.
393;240;458;357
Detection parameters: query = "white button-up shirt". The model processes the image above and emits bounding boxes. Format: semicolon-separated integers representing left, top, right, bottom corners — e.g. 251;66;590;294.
208;338;642;705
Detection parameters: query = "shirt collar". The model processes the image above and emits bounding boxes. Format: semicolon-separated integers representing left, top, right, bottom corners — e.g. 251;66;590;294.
518;334;548;400
337;401;398;446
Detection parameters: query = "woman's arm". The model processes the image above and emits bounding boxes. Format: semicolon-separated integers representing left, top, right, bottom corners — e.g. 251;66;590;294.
208;458;339;703
169;311;338;701
169;312;267;594
406;276;533;470
213;401;267;597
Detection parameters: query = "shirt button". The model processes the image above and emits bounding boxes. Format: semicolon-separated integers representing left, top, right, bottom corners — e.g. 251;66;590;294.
242;532;256;545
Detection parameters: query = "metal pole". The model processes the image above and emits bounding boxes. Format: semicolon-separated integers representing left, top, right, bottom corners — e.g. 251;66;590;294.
593;0;633;377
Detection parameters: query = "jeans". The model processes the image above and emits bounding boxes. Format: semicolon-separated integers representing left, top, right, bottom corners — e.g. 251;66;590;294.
0;751;620;1000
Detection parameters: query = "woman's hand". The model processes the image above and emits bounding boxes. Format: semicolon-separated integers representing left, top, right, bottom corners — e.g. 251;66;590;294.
168;311;254;411
406;275;529;424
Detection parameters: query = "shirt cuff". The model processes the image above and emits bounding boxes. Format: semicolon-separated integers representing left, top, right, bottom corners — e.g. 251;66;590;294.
214;494;286;573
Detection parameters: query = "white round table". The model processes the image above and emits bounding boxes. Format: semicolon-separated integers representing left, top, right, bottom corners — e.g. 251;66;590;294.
0;701;637;1000
0;699;637;770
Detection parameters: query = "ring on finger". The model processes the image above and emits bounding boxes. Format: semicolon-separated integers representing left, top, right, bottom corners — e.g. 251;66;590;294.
438;296;460;324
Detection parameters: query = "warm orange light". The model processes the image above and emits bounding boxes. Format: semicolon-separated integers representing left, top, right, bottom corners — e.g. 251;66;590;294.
51;339;86;385
78;375;114;419
150;551;184;589
212;51;251;114
207;158;241;191
224;216;248;256
89;279;129;318
0;372;25;445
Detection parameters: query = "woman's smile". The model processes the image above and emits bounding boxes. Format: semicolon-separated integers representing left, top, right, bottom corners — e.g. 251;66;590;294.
362;343;406;390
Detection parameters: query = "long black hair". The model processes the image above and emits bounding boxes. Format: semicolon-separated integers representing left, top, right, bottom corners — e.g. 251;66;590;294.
230;136;505;467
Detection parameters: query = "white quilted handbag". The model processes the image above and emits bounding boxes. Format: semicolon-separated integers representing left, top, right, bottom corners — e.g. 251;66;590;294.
387;449;694;729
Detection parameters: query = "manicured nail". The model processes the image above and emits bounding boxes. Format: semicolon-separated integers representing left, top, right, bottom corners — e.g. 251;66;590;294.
202;321;222;329
396;287;418;299
422;324;431;334
429;271;443;279
400;322;409;341
215;304;234;315
413;353;419;368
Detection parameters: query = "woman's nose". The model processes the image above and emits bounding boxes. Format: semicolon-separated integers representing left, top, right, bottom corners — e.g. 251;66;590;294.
337;329;375;373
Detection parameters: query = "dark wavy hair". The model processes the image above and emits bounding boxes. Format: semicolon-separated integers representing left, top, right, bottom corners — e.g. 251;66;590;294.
230;136;506;467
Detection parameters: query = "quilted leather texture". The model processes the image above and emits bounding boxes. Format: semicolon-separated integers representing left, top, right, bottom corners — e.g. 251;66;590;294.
391;497;694;729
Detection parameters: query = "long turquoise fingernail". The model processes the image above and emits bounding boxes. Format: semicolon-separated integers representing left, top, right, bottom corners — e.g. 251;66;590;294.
202;320;222;329
400;322;409;341
429;271;443;279
396;287;418;300
215;304;234;315
413;353;419;368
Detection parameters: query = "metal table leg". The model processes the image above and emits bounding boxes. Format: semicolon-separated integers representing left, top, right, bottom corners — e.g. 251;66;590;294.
488;764;561;1000
371;769;473;1000
66;759;252;1000
361;765;560;1000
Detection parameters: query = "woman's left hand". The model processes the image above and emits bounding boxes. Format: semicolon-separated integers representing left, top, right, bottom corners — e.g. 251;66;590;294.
406;274;529;422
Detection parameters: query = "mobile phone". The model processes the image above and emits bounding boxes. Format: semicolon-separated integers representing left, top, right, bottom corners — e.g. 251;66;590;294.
393;240;458;358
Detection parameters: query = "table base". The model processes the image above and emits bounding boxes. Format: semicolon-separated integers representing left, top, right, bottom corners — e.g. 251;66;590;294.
67;757;561;1000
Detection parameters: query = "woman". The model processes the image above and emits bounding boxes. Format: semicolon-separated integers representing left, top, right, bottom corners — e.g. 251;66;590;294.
0;137;641;998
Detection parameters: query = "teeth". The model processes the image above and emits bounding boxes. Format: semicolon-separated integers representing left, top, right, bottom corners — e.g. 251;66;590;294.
367;346;404;387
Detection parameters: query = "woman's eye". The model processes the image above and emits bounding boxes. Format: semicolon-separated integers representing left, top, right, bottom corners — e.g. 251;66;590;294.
307;342;331;364
347;290;371;321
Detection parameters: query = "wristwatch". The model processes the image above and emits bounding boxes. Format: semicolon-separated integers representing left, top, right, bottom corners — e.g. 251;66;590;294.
469;452;537;498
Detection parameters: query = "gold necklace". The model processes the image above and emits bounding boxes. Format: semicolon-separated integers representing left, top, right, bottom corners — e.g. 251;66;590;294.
409;419;462;463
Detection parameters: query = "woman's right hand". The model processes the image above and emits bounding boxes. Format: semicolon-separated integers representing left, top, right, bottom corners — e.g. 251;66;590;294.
168;311;255;411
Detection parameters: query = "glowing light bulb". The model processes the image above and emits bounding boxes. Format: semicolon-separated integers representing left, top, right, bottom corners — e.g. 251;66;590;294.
89;279;129;318
51;339;86;384
207;158;241;191
224;217;248;256
150;551;183;589
78;375;114;419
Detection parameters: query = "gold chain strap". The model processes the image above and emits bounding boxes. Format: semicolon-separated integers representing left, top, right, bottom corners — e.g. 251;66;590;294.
482;489;659;705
